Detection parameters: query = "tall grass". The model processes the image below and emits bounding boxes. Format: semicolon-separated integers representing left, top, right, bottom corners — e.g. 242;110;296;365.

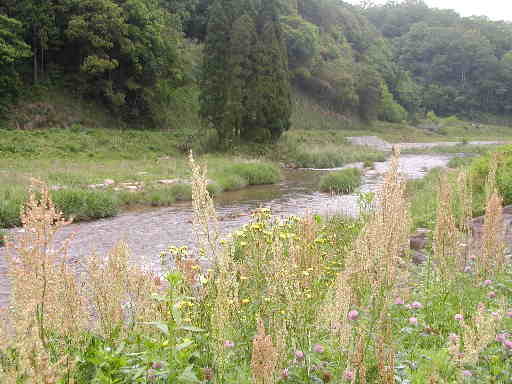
319;168;362;194
0;159;281;228
0;152;511;383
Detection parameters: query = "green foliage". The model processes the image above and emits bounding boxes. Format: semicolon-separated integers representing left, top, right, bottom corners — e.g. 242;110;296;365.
471;145;512;205
378;81;407;123
0;14;31;113
366;1;512;117
0;187;25;228
319;168;362;194
281;15;320;69
0;229;6;246
357;65;382;123
201;0;292;144
52;188;120;221
223;163;281;185
4;0;187;126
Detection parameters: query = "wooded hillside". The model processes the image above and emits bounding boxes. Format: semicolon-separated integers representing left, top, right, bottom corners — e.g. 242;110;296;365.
1;0;511;142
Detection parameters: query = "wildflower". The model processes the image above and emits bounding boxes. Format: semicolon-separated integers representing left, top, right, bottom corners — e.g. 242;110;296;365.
322;371;333;382
344;369;355;381
152;361;163;370
454;314;464;322
224;340;235;348
409;317;418;326
313;344;325;353
294;350;305;361
202;367;214;381
241;298;251;304
461;370;473;377
463;266;471;273
411;301;423;309
506;311;512;318
496;333;508;343
504;340;512;350
448;333;460;343
394;297;405;305
281;368;289;380
483;279;493;286
491;311;499;318
348;310;359;321
487;291;497;299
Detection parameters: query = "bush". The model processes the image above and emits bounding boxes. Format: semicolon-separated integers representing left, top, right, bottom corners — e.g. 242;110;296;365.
0;188;25;228
471;145;512;205
447;156;472;168
319;168;362;194
52;188;120;221
145;188;178;207
0;229;6;246
224;163;281;185
215;174;248;192
169;183;193;201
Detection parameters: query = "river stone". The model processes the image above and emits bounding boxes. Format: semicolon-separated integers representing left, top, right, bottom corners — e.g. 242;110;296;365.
88;183;107;189
410;228;430;250
411;250;428;265
158;179;179;185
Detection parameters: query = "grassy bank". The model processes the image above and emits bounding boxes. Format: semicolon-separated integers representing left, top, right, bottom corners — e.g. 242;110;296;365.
0;133;281;228
319;168;362;194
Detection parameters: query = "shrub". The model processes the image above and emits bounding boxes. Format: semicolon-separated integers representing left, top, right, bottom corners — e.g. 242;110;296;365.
0;229;6;246
169;183;193;201
319;168;362;194
0;188;25;228
52;188;120;221
225;163;281;185
447;156;472;168
471;145;512;205
145;188;178;207
215;173;248;192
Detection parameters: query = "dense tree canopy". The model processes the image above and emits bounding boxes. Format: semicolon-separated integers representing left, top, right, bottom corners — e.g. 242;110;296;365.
1;0;512;136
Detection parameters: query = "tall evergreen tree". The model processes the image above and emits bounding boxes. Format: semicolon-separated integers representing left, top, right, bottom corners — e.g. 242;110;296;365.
201;0;291;145
245;0;292;141
200;0;236;144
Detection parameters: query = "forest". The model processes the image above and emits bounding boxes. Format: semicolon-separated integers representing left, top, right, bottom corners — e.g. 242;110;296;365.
1;0;512;141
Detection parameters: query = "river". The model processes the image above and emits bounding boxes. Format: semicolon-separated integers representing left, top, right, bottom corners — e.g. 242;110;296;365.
0;153;453;307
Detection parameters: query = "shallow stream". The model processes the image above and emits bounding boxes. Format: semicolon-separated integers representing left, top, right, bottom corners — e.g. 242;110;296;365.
0;154;453;307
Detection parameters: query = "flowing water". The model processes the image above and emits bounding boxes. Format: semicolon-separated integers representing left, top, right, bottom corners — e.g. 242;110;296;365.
0;154;453;307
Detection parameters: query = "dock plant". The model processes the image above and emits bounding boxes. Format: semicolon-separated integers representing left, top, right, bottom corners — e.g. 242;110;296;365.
0;151;510;383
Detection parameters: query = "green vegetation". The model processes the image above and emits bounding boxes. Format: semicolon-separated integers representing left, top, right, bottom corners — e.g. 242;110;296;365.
2;156;511;383
0;131;282;228
3;0;511;139
275;126;387;168
201;0;292;144
471;145;512;205
319;168;362;194
409;145;512;230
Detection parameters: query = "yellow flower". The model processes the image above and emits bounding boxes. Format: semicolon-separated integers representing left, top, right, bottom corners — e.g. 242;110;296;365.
241;298;251;304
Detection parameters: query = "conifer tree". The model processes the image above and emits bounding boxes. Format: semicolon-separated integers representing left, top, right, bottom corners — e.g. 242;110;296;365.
244;0;292;141
201;0;292;145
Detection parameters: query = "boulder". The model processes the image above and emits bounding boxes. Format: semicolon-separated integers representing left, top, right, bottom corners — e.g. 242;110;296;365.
410;228;430;250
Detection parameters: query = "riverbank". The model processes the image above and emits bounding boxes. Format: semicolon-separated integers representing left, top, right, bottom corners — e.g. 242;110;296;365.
1;150;510;383
1;117;510;229
0;126;385;228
